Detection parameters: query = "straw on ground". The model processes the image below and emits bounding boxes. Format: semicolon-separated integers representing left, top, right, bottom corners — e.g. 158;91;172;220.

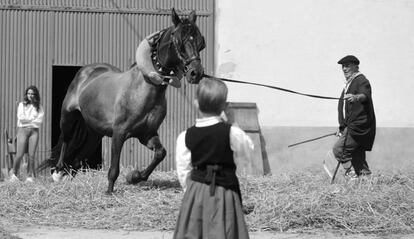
0;169;413;234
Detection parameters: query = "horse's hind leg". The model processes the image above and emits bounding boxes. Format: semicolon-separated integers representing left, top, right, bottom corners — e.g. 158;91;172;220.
51;109;79;181
56;110;79;171
126;135;166;184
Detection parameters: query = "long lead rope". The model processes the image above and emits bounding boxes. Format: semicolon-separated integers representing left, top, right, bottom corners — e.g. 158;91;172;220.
203;74;340;100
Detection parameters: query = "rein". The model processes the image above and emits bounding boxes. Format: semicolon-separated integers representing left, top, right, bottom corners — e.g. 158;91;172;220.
202;74;340;100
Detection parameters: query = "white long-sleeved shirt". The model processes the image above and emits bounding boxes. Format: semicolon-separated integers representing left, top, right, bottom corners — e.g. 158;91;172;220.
17;102;44;128
175;116;254;192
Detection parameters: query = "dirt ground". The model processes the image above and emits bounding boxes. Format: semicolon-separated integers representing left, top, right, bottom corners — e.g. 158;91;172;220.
1;215;412;239
3;226;413;239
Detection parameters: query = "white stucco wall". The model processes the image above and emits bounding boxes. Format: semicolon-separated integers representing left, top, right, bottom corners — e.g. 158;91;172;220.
214;0;414;127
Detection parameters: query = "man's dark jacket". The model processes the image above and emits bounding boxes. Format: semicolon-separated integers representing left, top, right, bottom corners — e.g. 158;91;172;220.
338;74;376;151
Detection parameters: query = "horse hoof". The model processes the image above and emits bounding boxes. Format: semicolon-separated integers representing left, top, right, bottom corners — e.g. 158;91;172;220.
52;171;63;182
52;171;69;182
126;170;142;184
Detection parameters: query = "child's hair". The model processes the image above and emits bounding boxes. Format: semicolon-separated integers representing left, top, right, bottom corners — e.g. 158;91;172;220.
196;78;228;115
23;85;41;111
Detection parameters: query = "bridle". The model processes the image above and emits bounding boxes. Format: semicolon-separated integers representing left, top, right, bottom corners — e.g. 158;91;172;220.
171;24;203;67
148;24;203;79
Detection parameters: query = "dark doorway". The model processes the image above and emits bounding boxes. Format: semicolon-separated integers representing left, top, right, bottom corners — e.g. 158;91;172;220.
52;66;102;169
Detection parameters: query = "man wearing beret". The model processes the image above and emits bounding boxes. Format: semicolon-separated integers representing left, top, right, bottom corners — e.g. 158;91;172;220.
332;55;376;179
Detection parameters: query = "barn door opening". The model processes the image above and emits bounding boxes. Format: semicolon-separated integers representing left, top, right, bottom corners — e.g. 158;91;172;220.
52;65;102;169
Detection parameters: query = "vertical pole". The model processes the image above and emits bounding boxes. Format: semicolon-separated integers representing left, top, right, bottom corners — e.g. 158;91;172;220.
331;161;341;184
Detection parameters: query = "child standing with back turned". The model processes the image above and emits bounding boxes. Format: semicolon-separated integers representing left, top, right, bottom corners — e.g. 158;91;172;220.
173;78;253;239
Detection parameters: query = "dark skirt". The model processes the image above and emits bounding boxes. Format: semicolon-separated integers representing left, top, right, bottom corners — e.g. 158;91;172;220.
173;180;249;239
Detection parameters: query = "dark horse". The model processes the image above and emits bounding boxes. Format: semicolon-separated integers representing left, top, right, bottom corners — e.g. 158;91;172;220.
40;9;206;194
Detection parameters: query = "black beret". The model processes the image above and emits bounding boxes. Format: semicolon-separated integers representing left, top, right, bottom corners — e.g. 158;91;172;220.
337;55;360;65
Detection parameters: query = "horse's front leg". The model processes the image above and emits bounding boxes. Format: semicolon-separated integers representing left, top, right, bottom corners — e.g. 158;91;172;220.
126;135;166;184
106;133;125;194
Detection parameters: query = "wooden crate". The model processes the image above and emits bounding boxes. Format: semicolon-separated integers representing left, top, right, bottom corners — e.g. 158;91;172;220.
224;102;268;176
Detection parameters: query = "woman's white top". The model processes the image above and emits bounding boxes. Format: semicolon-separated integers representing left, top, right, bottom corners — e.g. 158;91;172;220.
175;116;254;192
17;102;44;128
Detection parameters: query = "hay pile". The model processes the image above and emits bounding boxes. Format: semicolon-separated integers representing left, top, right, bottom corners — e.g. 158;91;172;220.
0;170;413;234
241;171;414;233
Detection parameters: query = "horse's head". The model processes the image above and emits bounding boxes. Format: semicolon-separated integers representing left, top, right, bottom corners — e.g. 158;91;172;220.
171;8;205;84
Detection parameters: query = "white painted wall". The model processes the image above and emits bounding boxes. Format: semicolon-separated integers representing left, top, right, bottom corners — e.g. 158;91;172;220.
214;0;414;127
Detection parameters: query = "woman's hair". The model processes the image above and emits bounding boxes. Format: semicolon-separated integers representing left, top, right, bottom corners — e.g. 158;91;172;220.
196;78;228;115
23;85;41;111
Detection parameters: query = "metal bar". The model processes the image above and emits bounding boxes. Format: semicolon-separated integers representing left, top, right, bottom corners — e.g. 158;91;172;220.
0;6;213;16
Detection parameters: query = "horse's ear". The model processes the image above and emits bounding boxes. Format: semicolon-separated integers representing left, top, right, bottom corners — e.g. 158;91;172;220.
172;8;181;26
188;10;197;23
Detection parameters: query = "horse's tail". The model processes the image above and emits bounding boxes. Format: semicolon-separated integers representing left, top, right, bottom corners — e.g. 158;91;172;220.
37;111;95;173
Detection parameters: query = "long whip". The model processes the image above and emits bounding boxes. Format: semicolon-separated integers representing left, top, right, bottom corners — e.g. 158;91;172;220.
288;132;337;148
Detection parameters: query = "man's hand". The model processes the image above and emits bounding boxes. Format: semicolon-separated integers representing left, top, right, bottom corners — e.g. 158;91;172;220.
344;93;359;102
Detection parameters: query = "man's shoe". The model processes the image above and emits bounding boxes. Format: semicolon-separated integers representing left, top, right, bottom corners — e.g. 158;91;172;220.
345;168;358;180
359;169;372;176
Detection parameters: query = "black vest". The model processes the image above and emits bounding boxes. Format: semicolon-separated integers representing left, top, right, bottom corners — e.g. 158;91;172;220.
185;122;241;198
